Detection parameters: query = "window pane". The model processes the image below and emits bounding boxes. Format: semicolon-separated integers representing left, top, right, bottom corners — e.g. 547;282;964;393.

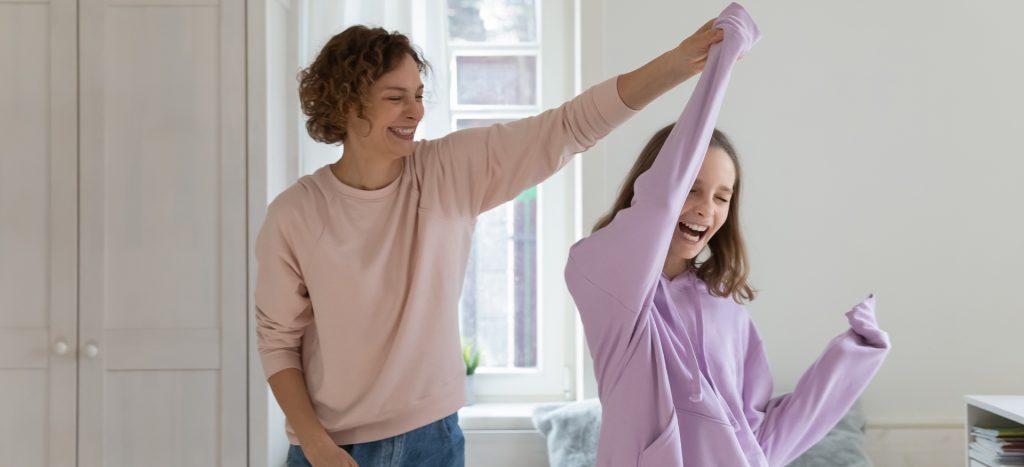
455;118;513;130
459;188;538;369
462;205;511;367
455;55;536;106
447;0;537;43
512;187;537;367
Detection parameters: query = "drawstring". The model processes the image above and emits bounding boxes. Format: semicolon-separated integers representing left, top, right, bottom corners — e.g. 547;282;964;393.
685;275;704;403
689;276;741;432
658;278;704;403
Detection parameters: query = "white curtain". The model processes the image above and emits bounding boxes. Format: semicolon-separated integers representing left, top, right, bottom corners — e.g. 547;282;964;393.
302;0;415;61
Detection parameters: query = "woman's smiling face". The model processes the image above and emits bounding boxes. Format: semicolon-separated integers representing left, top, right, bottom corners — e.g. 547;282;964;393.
344;53;425;159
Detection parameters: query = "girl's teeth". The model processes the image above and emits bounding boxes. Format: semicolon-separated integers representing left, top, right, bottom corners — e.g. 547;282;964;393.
682;232;700;242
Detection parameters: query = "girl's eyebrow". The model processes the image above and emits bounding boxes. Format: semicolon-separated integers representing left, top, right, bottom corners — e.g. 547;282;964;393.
692;182;732;191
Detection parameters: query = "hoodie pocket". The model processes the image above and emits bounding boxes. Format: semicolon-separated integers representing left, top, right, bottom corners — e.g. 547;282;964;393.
638;410;683;467
674;407;750;466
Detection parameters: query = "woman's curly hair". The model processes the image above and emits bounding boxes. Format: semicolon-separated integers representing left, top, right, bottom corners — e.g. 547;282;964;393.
298;26;429;145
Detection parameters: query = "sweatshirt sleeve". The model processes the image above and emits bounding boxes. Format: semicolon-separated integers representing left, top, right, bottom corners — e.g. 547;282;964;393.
414;77;636;219
566;4;761;319
742;295;891;467
254;194;316;379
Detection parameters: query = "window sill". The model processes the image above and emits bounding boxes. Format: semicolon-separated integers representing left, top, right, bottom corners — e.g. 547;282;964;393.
457;402;541;431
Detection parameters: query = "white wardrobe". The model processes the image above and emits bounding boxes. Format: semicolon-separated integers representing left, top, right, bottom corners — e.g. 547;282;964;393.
0;0;248;465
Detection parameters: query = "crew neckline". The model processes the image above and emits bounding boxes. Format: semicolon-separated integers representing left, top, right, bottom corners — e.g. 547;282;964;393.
317;159;405;200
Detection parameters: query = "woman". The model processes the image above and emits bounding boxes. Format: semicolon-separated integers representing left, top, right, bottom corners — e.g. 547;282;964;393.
255;19;727;467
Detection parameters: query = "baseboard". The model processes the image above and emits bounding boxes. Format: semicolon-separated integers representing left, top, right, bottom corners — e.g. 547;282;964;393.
465;430;549;467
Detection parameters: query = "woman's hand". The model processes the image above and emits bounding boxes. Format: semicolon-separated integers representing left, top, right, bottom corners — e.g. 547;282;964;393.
616;18;725;110
674;19;726;76
303;440;359;467
267;369;359;466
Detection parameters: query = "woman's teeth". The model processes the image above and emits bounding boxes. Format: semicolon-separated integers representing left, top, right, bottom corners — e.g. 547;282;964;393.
389;127;415;136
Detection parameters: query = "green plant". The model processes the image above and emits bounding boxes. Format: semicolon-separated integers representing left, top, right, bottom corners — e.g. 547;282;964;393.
462;339;481;376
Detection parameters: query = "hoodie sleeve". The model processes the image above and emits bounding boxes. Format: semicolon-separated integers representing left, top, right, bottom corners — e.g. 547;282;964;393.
565;3;761;343
742;295;891;467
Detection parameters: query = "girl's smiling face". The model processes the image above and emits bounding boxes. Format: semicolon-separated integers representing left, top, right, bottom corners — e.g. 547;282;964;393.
668;146;736;262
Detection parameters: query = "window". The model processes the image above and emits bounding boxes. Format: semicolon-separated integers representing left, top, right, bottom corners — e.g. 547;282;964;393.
440;0;576;400
447;0;542;372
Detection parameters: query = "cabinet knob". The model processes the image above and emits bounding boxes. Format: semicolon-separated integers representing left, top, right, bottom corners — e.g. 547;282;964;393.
53;340;69;356
83;343;99;358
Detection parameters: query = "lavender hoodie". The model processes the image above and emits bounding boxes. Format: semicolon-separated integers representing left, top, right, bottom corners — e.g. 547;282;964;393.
564;4;891;466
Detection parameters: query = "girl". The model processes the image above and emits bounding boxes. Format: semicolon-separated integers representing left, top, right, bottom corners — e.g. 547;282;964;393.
565;4;890;466
256;19;728;467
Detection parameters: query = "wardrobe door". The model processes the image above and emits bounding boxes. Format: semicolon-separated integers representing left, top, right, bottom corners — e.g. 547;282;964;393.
77;0;247;466
0;1;78;466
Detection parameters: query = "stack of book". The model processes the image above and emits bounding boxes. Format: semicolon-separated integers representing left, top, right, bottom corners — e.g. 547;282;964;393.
970;426;1024;467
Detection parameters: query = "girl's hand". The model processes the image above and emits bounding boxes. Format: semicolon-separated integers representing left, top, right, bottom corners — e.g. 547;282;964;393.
846;294;891;349
674;18;726;76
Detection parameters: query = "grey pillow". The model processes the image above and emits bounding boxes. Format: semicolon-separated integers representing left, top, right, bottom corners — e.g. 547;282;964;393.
786;401;872;467
532;399;871;467
532;399;601;467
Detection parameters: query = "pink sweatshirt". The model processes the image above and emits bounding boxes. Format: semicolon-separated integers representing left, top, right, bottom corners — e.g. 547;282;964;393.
255;77;637;445
565;4;890;466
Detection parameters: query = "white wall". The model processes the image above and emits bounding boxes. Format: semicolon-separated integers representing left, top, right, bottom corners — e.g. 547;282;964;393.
578;0;1024;426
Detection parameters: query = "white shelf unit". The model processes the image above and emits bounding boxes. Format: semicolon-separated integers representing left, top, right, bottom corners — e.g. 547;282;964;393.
964;395;1024;467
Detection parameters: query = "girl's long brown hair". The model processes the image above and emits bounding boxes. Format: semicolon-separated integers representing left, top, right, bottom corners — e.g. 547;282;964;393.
592;124;755;303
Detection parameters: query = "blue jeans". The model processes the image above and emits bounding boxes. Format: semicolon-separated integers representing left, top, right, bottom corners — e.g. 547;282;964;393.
286;413;464;467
